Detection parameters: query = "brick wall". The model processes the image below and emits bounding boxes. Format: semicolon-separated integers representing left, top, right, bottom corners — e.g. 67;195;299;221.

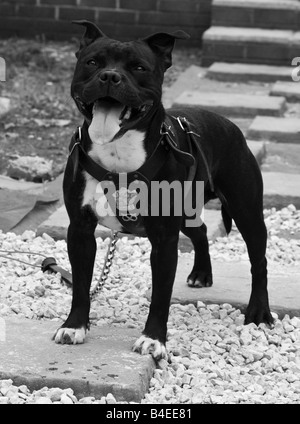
0;0;212;46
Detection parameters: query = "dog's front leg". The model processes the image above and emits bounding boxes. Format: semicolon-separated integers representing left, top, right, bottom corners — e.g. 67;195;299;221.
133;220;180;361
54;217;97;345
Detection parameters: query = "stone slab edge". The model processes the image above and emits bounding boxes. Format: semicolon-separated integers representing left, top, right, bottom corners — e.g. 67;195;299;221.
206;62;293;82
173;91;286;118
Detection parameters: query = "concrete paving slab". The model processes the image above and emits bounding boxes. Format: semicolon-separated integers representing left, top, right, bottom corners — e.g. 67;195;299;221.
0;97;10;117
0;319;155;402
262;171;300;208
247;116;300;143
173;91;286;118
271;81;300;102
207;62;294;83
261;142;300;174
172;256;300;318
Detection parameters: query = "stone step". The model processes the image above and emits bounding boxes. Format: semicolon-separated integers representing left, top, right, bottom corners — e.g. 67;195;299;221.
0;97;10;117
262;171;300;209
202;26;299;66
270;81;300;102
247;116;300;143
261;142;300;174
212;0;300;30
207;62;294;82
173;91;286;118
0;319;155;402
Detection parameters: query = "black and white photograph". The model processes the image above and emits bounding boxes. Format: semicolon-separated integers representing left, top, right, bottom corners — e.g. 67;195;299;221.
0;0;299;408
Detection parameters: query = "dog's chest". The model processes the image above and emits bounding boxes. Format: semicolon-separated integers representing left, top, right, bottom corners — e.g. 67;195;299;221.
82;129;146;230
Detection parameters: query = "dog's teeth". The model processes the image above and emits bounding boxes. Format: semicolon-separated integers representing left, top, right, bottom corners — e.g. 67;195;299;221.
124;107;131;120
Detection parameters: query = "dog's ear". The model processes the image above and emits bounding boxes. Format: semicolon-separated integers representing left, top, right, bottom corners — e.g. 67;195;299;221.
72;20;106;57
142;31;190;71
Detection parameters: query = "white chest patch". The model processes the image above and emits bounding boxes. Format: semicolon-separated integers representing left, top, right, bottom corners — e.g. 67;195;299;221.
81;103;146;231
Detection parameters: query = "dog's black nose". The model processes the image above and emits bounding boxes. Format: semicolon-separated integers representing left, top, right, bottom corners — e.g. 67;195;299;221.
99;70;121;85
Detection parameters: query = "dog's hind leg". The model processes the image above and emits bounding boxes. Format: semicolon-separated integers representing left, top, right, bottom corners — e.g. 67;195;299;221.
217;155;273;326
230;206;273;326
181;221;213;288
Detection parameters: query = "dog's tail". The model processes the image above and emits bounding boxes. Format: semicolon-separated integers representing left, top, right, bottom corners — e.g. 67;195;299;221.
221;205;232;234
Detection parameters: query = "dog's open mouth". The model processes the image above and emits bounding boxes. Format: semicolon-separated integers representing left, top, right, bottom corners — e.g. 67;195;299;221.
76;96;153;128
96;97;153;128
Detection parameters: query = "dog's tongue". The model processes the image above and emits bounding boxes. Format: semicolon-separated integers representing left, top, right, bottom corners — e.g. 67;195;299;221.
88;100;123;144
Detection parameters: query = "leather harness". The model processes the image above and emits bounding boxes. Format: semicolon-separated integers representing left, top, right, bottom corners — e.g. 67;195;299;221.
68;116;213;236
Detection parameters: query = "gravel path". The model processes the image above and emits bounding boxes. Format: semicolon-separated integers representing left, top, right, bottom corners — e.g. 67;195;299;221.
0;205;299;404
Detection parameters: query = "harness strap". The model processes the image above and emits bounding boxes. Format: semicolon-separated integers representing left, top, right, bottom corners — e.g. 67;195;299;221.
69;122;170;184
161;118;195;167
68;116;214;235
175;116;214;192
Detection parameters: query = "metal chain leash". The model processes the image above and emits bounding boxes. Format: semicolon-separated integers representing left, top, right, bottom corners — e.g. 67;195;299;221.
90;231;119;300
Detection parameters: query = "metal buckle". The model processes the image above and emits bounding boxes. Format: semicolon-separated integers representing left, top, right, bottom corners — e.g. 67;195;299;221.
160;122;177;147
160;122;175;138
176;116;186;131
186;130;201;138
69;141;80;156
176;116;200;137
69;126;82;156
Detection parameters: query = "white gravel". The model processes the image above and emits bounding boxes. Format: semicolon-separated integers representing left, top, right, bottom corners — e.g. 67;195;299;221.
0;205;300;404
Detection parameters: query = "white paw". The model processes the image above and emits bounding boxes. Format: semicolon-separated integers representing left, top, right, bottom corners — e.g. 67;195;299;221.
53;327;87;345
132;335;167;361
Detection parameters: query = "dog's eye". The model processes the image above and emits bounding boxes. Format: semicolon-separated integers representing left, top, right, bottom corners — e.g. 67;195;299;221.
135;65;146;72
87;59;97;66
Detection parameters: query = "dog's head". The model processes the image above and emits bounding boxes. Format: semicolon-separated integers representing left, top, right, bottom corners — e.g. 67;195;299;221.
71;20;189;128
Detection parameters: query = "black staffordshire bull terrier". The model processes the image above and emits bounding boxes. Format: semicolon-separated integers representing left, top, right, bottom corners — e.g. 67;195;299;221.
53;20;273;360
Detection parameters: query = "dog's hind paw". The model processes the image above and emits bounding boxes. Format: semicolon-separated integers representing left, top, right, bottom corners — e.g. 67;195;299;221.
187;270;213;288
132;335;167;361
53;326;87;345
